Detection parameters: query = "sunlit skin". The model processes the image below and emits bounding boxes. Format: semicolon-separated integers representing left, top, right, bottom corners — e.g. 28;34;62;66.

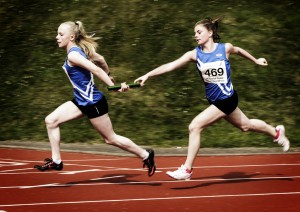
56;24;75;51
194;24;213;48
55;23;129;90
194;24;268;64
37;22;149;169
135;21;277;172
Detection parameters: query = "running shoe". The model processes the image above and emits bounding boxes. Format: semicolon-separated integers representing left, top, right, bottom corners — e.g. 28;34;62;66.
43;158;52;163
166;165;192;180
34;158;63;171
274;125;290;152
143;149;156;176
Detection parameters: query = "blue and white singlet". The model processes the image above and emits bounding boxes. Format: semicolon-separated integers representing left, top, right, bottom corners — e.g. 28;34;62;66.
196;43;234;102
62;46;103;106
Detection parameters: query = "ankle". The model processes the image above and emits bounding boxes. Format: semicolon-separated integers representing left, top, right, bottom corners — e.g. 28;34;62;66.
142;150;149;160
52;159;62;164
183;165;192;173
274;128;280;140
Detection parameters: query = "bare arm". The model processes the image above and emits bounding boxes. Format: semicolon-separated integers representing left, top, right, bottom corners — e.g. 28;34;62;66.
68;51;114;86
90;51;116;83
90;52;110;74
135;49;196;85
225;43;268;66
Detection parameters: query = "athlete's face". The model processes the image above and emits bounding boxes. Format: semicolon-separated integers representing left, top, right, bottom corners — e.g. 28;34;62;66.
56;24;75;49
194;24;213;45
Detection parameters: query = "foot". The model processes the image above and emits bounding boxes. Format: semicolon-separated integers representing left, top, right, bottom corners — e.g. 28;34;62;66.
274;125;290;152
143;149;156;176
34;158;63;171
166;165;192;180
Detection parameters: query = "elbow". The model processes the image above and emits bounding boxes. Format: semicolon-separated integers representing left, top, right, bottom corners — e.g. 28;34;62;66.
97;55;105;63
93;53;105;63
98;55;105;61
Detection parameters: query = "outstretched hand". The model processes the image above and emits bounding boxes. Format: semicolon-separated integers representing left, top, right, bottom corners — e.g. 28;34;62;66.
134;75;149;86
256;58;268;66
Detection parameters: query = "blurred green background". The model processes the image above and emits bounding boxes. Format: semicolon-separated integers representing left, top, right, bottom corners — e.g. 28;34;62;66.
0;0;299;148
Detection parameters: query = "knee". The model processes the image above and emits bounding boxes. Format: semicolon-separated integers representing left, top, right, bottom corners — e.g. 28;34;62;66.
104;138;114;145
45;115;58;129
103;135;118;146
239;124;251;132
188;122;204;134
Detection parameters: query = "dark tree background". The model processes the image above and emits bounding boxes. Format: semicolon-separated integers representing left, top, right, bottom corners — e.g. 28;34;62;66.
0;0;299;148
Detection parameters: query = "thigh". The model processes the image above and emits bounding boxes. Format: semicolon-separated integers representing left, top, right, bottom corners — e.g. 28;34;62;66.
191;104;227;128
224;107;250;128
89;114;115;140
47;101;84;124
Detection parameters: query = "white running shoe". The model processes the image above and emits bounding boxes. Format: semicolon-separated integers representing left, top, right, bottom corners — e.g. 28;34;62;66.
274;125;290;152
166;165;192;180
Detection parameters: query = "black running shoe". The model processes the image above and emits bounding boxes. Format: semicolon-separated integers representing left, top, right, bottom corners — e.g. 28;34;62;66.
34;159;63;171
143;149;156;176
43;158;52;163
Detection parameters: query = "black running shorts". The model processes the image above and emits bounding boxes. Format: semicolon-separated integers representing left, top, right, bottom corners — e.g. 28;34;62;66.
72;96;109;119
208;90;238;115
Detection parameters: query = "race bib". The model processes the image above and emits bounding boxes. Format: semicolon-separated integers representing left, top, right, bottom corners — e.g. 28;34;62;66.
200;60;227;83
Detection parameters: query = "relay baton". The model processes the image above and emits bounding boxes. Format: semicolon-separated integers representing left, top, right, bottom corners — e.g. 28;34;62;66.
107;82;141;91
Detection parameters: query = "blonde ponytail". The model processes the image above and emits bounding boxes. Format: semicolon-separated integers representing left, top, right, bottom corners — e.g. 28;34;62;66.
63;21;99;59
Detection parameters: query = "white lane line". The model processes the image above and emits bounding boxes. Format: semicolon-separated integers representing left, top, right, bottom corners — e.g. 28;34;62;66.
0;168;34;173
159;163;300;170
63;159;126;161
0;175;299;189
60;169;101;175
0;161;27;167
0;175;128;189
0;171;64;175
19;183;61;189
0;162;297;176
0;158;125;163
0;168;162;175
0;162;143;174
0;167;162;175
90;175;125;181
1;191;300;207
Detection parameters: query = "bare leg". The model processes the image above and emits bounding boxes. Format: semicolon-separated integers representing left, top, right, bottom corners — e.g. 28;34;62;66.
45;101;83;162
224;107;276;137
184;105;226;170
90;114;148;159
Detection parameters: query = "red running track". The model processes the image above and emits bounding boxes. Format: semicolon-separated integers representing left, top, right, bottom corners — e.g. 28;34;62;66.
0;147;300;212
